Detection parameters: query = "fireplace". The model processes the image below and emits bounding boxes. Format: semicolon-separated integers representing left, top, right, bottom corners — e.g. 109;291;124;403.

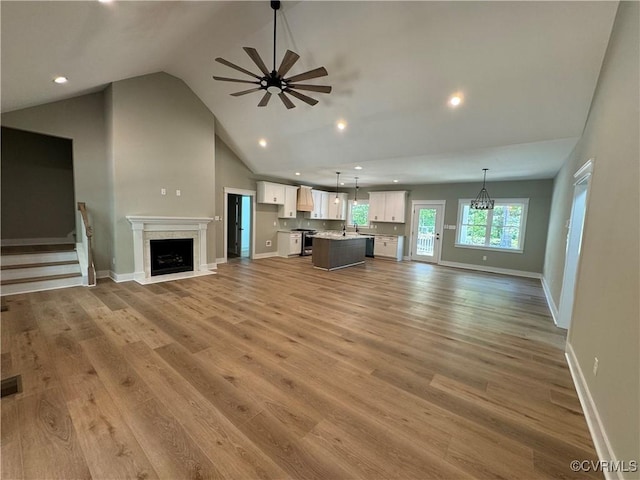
150;238;194;276
126;215;214;284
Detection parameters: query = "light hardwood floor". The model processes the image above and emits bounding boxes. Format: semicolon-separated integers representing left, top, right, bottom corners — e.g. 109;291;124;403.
1;256;601;479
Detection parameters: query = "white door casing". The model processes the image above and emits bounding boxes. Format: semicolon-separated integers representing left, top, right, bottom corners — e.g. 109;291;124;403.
410;201;445;263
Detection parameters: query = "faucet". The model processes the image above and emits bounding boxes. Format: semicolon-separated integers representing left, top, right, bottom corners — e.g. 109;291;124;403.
342;224;346;236
354;222;359;233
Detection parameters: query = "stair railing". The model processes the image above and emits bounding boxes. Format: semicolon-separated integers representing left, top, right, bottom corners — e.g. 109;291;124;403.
77;202;96;286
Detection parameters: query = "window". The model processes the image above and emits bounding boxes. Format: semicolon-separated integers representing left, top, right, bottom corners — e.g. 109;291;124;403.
456;198;529;252
347;200;369;227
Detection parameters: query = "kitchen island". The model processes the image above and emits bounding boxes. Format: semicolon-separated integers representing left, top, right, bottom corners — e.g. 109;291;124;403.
310;233;373;270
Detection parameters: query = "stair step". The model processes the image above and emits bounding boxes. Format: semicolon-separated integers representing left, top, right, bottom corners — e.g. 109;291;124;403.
1;250;78;266
1;262;81;281
1;244;75;255
1;260;79;270
1;272;82;286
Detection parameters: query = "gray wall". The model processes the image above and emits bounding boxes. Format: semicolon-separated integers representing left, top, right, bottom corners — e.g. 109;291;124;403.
109;73;216;274
349;179;552;273
1;93;112;271
1;127;75;240
544;2;639;471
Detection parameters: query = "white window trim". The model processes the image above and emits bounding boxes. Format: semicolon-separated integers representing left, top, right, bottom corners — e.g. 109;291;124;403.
455;198;529;253
347;199;370;227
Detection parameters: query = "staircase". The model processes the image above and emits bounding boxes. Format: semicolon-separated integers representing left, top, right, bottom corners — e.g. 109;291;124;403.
1;244;83;296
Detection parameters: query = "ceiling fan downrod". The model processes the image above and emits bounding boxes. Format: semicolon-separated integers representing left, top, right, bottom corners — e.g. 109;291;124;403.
271;1;280;73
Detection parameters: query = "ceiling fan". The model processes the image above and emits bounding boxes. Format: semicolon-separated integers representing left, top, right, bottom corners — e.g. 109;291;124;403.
213;0;332;109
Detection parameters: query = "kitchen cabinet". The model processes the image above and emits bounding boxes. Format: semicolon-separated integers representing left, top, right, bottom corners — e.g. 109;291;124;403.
305;190;330;219
277;231;302;257
327;192;348;220
257;181;285;205
368;191;407;223
278;185;299;218
374;235;404;261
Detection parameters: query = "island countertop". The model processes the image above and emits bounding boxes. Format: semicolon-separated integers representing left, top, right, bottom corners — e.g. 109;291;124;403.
308;232;374;240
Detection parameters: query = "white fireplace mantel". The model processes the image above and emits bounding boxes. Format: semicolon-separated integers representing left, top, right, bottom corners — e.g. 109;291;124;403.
126;215;214;284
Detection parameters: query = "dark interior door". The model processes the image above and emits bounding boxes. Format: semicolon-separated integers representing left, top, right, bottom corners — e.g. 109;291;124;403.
227;194;242;257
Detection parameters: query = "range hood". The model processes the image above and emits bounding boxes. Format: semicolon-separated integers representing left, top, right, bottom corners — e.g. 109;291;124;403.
297;185;314;212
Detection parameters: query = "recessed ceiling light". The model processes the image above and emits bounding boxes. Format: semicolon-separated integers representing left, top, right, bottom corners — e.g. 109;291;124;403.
340;182;345;186
99;0;113;3
393;179;399;183
354;165;363;170
449;94;463;107
53;76;68;84
258;139;267;148
336;120;347;131
295;172;301;176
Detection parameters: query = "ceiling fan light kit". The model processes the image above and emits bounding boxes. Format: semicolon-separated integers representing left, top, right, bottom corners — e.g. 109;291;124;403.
213;1;332;109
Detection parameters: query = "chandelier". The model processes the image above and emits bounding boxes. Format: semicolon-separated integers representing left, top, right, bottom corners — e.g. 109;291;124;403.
471;168;494;210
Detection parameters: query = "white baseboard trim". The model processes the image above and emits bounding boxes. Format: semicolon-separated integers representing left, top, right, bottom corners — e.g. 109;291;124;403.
215;257;227;265
109;271;134;283
253;252;279;260
541;275;560;327
438;260;541;279
207;263;218;270
403;255;411;261
565;343;621;480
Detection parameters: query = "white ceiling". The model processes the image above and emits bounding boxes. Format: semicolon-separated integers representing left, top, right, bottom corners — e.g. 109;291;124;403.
1;1;618;188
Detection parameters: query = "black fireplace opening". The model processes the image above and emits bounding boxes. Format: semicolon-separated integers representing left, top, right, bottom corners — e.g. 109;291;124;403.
150;238;194;276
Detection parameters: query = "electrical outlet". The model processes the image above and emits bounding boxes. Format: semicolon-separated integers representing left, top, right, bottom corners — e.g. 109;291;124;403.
266;240;272;247
283;221;287;226
482;255;487;261
593;357;599;376
273;221;277;227
176;189;181;196
112;257;115;265
160;188;166;196
394;226;397;231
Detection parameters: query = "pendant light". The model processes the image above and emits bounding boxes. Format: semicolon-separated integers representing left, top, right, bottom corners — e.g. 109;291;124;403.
353;177;359;205
471;168;495;210
334;172;341;204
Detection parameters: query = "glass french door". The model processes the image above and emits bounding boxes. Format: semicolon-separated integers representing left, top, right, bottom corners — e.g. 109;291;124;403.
410;203;444;263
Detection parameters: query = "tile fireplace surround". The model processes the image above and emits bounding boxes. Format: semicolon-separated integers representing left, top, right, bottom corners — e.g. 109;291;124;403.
126;216;214;285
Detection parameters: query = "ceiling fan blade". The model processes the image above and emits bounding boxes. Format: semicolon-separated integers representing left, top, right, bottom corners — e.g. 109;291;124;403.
288;84;332;94
212;76;260;85
285;66;328;83
277;50;300;78
278;92;296;109
258;92;272;107
215;57;261;79
243;47;270;76
286;89;319;106
230;88;263;97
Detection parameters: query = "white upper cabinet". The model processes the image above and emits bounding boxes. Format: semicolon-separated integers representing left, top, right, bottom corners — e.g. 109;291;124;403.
257;181;285;205
327;192;348;220
278;185;299;218
306;190;330;219
368;191;407;223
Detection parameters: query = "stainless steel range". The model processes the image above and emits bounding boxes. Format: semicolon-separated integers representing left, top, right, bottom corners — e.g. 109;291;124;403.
291;228;316;256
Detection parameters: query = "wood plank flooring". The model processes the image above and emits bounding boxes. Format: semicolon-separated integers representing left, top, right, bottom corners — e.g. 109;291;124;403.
1;256;601;479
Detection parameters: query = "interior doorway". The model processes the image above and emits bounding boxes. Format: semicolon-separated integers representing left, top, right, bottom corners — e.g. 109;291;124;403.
227;193;252;260
410;201;445;263
223;187;256;263
558;160;593;330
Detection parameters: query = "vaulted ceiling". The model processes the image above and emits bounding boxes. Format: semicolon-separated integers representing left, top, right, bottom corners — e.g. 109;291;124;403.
1;1;618;188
